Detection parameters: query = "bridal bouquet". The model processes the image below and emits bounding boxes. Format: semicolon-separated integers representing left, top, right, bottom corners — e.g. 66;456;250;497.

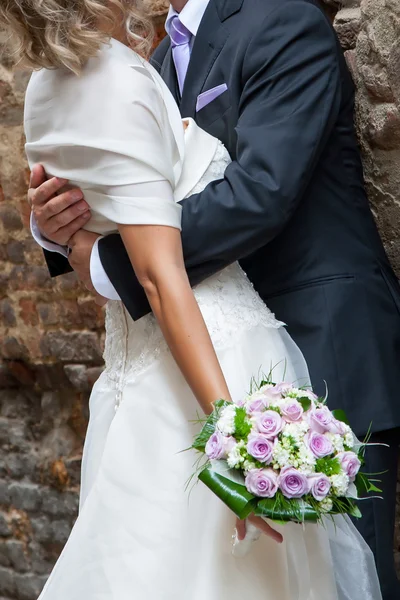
192;379;379;523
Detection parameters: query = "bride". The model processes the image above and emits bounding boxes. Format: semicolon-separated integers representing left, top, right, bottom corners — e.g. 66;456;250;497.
2;0;381;598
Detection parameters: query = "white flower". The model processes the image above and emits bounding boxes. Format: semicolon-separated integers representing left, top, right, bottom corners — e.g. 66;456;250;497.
326;432;344;453
319;497;333;513
344;432;355;448
297;463;315;475
330;473;350;496
272;441;290;468
243;459;257;472
282;421;309;444
300;389;318;401
217;405;236;436
285;387;302;398
227;444;244;469
297;444;316;471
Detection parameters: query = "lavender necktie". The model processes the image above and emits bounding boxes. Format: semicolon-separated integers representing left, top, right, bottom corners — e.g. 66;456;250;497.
169;15;192;96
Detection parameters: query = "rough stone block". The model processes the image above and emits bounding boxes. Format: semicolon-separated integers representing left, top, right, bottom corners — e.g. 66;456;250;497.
27;542;53;576
63;364;89;391
4;454;37;480
1;337;28;361
30;516;51;544
0;512;11;537
0;542;11;568
50;519;72;545
37;303;60;326
5;422;31;453
18;298;39;326
9;482;41;513
40;331;103;364
6;240;25;264
0;480;10;505
0;300;16;327
334;7;362;50
0;566;15;596
14;572;47;600
40;489;78;518
4;540;30;572
0;364;18;389
0;204;23;231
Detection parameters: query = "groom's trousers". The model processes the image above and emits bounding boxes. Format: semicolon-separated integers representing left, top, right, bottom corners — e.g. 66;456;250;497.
352;428;400;600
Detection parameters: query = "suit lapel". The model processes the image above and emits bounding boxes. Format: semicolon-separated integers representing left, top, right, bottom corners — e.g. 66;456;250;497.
180;0;244;118
160;46;181;105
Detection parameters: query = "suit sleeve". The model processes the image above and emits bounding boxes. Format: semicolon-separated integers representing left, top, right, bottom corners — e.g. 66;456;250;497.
43;249;73;277
99;2;341;320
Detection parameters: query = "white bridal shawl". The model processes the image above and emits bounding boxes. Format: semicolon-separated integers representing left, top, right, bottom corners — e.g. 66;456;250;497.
24;38;218;236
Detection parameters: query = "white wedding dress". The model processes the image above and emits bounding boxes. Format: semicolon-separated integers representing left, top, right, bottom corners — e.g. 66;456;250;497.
25;39;381;600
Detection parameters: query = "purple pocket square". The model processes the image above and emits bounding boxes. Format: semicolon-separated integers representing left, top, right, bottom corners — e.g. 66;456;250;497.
196;84;228;113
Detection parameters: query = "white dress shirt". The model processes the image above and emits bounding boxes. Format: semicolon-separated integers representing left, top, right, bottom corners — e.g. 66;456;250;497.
30;0;212;300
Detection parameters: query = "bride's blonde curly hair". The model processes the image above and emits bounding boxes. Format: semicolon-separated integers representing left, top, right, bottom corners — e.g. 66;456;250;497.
0;0;154;74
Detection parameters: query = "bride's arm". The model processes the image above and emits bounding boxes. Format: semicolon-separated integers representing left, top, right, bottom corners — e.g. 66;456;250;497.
118;222;230;415
120;221;282;543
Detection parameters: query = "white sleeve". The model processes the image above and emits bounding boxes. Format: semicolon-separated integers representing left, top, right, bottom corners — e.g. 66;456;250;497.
90;238;121;300
30;212;69;257
25;59;182;231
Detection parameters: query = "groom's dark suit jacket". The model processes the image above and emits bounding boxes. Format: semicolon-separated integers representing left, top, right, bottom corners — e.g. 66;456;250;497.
46;0;400;436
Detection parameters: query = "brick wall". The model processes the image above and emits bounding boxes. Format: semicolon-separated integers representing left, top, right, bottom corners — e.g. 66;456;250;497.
0;1;399;597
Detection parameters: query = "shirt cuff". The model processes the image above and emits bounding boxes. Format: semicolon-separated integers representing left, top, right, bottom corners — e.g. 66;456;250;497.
90;237;121;301
30;212;69;257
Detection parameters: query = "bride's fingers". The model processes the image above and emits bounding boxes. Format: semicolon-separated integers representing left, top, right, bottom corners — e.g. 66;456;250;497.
248;515;283;544
236;518;247;541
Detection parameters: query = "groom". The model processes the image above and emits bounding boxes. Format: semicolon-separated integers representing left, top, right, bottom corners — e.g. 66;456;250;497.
28;0;400;596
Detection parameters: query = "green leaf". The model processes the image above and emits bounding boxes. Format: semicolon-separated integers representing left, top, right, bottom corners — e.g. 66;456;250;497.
347;503;362;519
315;457;341;476
297;397;312;412
368;482;383;493
234;407;252;441
192;400;230;453
331;497;362;519
255;496;319;523
331;409;350;425
198;467;257;519
355;472;382;495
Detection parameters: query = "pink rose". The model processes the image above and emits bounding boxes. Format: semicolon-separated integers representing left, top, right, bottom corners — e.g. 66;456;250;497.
308;473;331;501
233;398;246;408
306;431;334;458
280;400;304;423
262;382;292;403
205;431;235;460
247;434;274;463
247;397;268;413
245;468;279;498
327;419;346;435
279;466;310;499
308;405;333;433
255;410;283;439
337;451;361;481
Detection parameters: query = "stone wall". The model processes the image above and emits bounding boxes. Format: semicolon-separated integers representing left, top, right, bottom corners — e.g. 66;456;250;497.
333;0;400;574
0;1;399;597
0;56;105;600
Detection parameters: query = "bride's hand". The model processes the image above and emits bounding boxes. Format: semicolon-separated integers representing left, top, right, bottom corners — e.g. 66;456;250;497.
236;516;283;544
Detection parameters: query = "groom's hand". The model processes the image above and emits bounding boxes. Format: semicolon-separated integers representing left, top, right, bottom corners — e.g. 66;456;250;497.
68;231;107;307
28;165;91;245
